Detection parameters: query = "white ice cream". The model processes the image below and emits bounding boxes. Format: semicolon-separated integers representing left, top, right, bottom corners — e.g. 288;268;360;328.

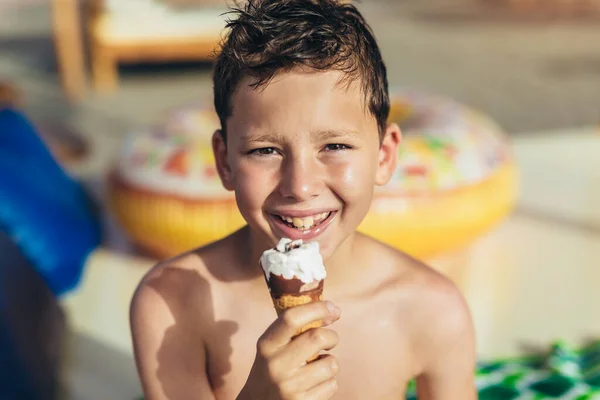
260;238;326;284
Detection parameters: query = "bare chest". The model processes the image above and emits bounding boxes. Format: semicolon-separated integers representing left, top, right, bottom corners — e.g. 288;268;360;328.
206;299;414;399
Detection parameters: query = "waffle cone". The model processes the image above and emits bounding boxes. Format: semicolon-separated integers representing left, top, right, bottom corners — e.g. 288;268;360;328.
270;286;324;363
272;292;324;334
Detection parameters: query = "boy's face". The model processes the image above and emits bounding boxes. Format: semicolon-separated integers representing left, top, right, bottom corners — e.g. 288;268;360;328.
213;69;400;260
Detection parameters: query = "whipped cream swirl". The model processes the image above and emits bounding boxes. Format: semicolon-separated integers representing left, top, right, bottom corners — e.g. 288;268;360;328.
260;238;326;284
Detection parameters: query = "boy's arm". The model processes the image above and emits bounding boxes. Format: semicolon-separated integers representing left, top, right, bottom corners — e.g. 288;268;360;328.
130;283;216;400
414;279;478;400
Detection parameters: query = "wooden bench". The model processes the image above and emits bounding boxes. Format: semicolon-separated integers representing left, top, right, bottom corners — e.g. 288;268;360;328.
88;0;229;93
51;0;230;98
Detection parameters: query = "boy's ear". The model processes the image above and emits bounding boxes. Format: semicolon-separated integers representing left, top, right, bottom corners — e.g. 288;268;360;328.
212;130;234;191
375;122;401;186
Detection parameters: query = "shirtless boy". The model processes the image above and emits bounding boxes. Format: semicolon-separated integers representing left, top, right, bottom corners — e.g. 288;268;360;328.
130;1;477;398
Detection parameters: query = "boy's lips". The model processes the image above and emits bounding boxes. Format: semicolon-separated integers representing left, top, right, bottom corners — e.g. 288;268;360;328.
267;210;337;241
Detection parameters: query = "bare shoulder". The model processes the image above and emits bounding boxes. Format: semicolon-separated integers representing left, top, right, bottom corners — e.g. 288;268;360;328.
357;235;476;374
130;228;249;328
401;259;475;362
392;249;472;338
129;229;250;398
130;252;209;332
362;235;470;318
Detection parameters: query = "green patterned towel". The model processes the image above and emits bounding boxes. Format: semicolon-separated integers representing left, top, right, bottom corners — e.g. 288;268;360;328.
407;340;600;399
136;340;600;400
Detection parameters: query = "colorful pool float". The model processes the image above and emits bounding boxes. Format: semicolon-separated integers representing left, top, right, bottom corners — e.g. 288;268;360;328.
108;90;517;259
358;90;518;258
108;105;245;258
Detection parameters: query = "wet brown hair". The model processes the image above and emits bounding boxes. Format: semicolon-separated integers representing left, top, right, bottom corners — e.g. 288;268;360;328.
212;0;390;141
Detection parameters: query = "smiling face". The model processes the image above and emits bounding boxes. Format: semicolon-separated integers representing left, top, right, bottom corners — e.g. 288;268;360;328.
213;69;400;261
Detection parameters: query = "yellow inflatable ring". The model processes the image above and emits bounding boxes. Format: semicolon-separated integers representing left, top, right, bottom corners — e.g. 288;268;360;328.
107;106;245;258
108;91;517;259
359;90;518;258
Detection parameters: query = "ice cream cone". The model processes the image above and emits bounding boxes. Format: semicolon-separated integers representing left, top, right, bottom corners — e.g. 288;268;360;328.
269;276;324;334
274;296;323;364
272;293;324;363
261;238;327;363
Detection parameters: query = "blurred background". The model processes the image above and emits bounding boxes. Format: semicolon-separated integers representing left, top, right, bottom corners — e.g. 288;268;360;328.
1;0;599;398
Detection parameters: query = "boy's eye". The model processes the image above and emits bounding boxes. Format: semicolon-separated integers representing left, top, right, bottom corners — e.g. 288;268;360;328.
249;147;278;156
324;143;352;151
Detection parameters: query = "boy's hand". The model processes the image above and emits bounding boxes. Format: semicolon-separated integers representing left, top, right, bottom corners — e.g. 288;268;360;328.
238;301;341;400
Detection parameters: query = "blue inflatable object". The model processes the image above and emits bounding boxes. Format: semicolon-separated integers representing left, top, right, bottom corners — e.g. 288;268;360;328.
0;107;102;296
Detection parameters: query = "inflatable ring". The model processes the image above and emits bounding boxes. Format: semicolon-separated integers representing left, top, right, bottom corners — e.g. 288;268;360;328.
358;90;518;258
108;91;517;259
108;106;245;258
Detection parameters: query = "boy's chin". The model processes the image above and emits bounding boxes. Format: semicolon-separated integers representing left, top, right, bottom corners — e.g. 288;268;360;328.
319;233;355;260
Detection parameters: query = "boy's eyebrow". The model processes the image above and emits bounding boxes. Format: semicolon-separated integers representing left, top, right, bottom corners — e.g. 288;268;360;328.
241;129;361;144
241;132;286;144
311;128;362;141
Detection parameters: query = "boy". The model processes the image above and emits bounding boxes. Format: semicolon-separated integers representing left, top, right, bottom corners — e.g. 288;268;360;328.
130;0;477;398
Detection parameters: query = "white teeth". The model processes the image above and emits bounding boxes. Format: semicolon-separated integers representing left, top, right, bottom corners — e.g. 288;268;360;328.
315;212;328;221
303;216;314;227
292;217;314;229
292;217;304;228
278;212;331;230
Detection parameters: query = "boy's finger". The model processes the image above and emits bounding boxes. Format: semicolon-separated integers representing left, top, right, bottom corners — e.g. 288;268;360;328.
282;328;339;367
301;377;338;399
279;354;339;393
258;301;340;354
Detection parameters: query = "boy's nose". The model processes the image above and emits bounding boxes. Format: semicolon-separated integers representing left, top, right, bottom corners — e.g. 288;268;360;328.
278;155;323;201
